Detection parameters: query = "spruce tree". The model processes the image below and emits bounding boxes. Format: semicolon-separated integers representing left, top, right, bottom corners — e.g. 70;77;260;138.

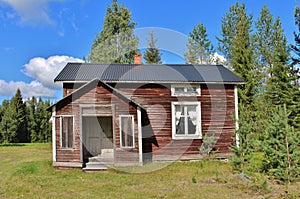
0;100;16;143
290;6;300;130
217;2;258;105
230;104;254;173
10;89;28;143
292;6;300;66
217;2;248;64
254;5;276;86
27;97;38;142
184;23;214;64
88;0;138;64
26;97;52;143
262;104;300;183
144;31;162;64
37;98;51;142
258;11;299;130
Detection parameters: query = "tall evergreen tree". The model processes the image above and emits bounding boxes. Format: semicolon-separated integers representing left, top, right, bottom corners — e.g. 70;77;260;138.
184;23;214;64
230;104;254;173
290;6;300;130
10;89;28;143
37;98;51;142
27;97;38;142
144;31;162;64
26;97;52;143
254;5;276;86
256;8;299;130
0;100;15;143
88;0;138;64
217;2;247;63
292;6;300;67
217;2;258;105
262;104;300;183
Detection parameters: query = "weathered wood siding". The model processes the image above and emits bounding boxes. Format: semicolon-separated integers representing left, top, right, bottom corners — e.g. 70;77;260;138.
55;83;140;165
56;81;235;165
116;83;235;160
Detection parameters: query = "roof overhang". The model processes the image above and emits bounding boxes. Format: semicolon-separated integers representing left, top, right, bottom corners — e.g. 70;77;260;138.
47;78;146;112
55;80;244;85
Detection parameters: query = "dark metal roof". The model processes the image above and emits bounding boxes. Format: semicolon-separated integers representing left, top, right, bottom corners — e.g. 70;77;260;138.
54;63;244;84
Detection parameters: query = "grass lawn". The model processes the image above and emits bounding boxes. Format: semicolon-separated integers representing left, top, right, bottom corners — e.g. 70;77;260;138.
0;143;299;199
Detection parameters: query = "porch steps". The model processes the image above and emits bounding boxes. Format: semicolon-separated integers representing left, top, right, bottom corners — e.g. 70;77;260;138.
83;149;114;172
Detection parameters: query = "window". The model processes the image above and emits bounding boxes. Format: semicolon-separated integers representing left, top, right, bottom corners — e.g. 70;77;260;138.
172;102;201;139
120;115;134;148
171;84;200;96
61;116;74;148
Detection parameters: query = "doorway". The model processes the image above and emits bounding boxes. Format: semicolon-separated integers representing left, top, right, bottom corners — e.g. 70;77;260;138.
82;116;113;162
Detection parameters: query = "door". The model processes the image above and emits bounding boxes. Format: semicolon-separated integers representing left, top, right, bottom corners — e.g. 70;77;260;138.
82;116;113;162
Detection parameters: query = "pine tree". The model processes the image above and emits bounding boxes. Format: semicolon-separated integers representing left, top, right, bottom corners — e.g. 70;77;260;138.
262;104;300;183
184;23;214;64
254;5;276;86
230;104;254;173
217;2;247;64
144;31;162;64
88;0;138;64
217;2;258;105
259;13;299;130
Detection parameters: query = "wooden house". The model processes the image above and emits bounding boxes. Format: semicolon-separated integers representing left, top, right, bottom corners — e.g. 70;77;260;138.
48;55;243;170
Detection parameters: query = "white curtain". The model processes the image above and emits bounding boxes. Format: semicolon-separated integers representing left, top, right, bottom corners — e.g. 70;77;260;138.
187;106;197;126
175;106;183;125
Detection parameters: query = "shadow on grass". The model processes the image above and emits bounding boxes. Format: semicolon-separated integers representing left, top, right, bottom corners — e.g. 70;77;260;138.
0;143;26;147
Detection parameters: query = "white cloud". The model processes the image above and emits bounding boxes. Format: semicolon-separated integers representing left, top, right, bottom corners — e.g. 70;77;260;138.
0;80;55;98
0;0;65;25
23;55;84;89
212;52;227;65
0;55;83;99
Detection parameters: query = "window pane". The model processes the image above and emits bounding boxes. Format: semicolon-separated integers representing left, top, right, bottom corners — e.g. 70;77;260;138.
174;87;185;93
62;117;73;148
187;105;197;134
175;105;185;135
174;104;198;136
186;87;197;92
172;85;200;96
176;117;185;134
67;118;73;148
121;116;134;147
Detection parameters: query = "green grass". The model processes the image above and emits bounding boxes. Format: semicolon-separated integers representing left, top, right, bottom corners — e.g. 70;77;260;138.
0;143;299;198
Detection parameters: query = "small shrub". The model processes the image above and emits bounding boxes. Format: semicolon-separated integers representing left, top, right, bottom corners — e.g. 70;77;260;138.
192;176;197;183
249;173;269;194
199;133;218;157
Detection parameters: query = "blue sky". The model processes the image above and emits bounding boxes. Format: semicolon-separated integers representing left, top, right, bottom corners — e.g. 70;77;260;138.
0;0;299;101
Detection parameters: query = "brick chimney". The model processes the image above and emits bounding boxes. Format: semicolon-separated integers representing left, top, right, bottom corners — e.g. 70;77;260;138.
134;52;142;64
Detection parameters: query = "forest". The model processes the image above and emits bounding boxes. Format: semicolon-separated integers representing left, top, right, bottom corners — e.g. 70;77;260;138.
0;0;299;191
0;89;51;144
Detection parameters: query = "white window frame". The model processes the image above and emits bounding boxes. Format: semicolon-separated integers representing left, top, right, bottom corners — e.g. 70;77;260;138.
119;115;135;148
58;115;75;149
171;102;202;140
171;84;201;97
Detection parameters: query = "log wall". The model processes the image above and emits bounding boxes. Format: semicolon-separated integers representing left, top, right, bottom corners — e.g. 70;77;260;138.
56;83;139;165
116;83;235;160
57;82;236;165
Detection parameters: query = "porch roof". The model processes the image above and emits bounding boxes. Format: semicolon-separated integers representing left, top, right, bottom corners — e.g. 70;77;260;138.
47;78;146;111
